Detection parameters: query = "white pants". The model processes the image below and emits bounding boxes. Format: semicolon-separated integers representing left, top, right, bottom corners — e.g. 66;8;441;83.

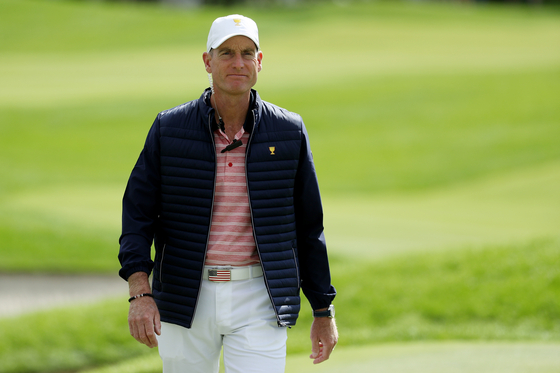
157;276;287;373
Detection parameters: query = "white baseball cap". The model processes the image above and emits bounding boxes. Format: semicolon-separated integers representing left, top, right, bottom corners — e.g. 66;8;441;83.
207;14;259;53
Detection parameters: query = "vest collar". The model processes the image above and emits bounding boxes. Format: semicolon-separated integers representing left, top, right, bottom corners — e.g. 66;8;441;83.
201;88;261;134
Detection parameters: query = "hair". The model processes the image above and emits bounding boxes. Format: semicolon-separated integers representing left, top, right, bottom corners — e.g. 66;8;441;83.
208;73;215;95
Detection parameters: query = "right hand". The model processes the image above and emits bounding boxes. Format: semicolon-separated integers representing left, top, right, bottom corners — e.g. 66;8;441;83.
128;295;161;348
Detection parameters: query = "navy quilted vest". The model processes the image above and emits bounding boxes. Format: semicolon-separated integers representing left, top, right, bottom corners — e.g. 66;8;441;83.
120;89;335;329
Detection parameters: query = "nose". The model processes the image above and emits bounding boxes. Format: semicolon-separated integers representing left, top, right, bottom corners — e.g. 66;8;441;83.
232;52;244;69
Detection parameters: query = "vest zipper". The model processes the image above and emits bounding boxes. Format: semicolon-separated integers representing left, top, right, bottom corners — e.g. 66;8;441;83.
245;110;286;327
159;244;166;285
291;245;301;291
190;113;218;326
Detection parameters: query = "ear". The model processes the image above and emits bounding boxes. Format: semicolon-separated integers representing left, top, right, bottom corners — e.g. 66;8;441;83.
257;51;263;72
203;52;212;73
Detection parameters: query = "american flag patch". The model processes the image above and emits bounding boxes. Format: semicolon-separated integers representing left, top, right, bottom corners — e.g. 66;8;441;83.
208;269;231;282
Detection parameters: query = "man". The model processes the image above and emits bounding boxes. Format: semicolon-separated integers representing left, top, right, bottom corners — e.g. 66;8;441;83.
118;14;337;373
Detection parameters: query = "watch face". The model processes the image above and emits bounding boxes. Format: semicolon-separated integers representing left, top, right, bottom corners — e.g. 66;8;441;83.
328;304;335;318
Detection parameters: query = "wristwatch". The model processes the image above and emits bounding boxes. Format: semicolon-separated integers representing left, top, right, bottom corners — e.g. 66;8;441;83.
313;304;335;318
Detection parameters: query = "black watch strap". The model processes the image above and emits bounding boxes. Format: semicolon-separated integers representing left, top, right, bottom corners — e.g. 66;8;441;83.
313;304;335;318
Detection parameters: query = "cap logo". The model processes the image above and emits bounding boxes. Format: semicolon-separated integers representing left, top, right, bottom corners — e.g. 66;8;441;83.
233;18;242;26
269;147;276;156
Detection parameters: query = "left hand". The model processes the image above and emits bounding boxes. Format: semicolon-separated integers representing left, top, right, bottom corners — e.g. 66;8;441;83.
309;315;338;364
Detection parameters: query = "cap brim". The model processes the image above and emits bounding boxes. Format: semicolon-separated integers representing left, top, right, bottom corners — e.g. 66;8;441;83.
208;33;259;52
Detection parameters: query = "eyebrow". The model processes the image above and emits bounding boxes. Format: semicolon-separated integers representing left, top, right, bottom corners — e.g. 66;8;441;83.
218;47;256;54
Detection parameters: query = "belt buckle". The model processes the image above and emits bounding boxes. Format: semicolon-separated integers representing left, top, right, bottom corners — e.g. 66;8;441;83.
208;268;232;282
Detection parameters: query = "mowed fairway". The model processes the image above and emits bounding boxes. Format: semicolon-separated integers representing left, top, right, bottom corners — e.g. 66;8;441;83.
324;160;560;259
0;0;559;372
79;342;560;373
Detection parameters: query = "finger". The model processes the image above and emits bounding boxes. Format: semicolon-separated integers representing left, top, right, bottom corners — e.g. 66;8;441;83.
319;340;335;362
129;315;140;341
313;354;326;364
138;324;150;346
313;339;337;364
130;311;149;347
312;347;327;364
128;318;135;338
129;313;147;345
310;340;322;360
143;322;158;348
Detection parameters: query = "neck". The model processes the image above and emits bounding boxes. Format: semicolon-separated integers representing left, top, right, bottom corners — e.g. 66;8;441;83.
212;91;250;139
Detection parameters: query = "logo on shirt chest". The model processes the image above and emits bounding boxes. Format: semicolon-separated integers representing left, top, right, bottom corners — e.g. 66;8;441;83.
269;146;276;156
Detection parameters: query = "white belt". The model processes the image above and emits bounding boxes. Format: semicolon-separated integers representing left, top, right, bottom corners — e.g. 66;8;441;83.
203;265;263;282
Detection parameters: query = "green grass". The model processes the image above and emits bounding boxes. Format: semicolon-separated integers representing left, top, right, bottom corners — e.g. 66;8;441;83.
80;342;560;373
283;342;560;373
1;0;560;372
1;0;559;272
1;237;558;373
338;239;560;343
306;69;560;194
286;239;560;354
0;301;144;373
324;160;560;259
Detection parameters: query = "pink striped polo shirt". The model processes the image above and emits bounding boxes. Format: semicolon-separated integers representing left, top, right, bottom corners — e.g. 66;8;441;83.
205;127;260;267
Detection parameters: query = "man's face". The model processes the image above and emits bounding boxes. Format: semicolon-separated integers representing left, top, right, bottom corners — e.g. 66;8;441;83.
203;35;263;97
